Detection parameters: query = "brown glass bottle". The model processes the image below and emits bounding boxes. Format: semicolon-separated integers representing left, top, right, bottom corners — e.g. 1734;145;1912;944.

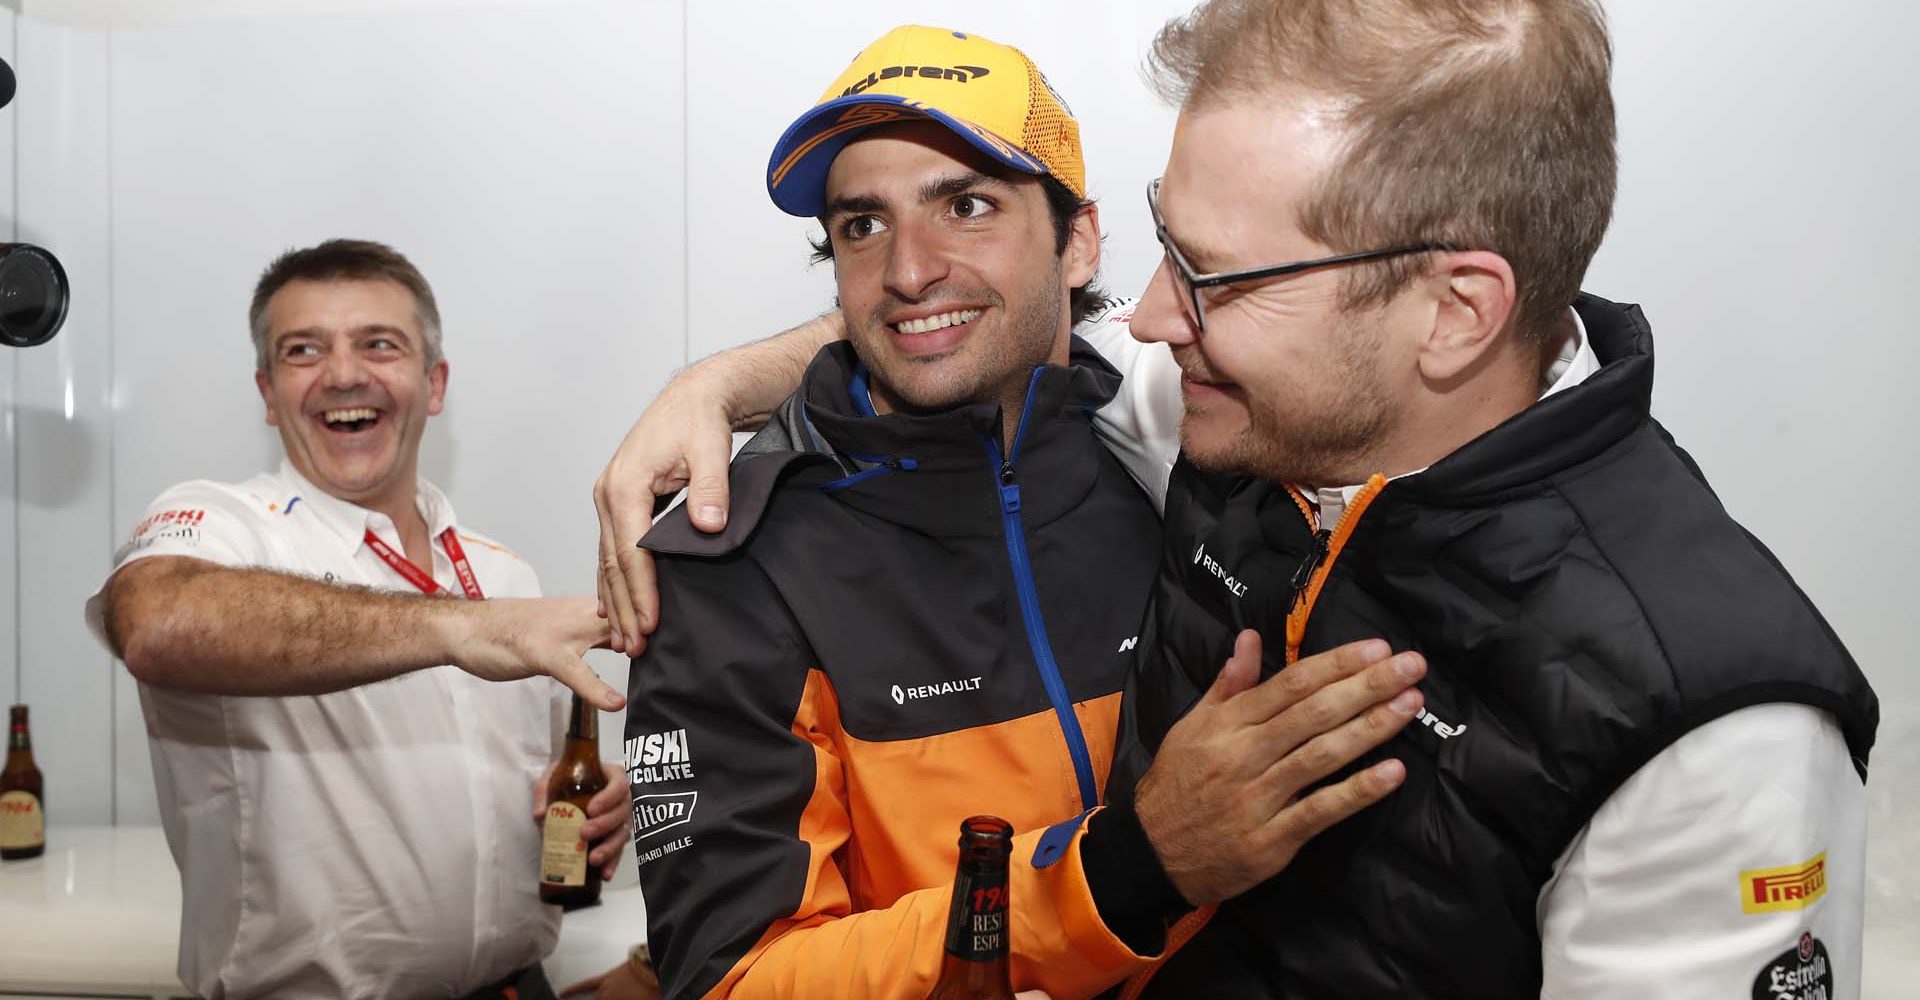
2;705;46;861
540;694;608;909
926;815;1015;1000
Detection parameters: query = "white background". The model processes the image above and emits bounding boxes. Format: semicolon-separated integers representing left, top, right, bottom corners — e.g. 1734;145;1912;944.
1;0;1915;989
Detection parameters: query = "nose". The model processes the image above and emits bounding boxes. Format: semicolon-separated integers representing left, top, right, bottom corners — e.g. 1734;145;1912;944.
881;219;951;302
1132;255;1199;348
320;343;371;391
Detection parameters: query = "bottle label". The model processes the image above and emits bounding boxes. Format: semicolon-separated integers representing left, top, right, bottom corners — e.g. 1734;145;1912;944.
944;866;1010;962
541;801;589;887
0;790;44;850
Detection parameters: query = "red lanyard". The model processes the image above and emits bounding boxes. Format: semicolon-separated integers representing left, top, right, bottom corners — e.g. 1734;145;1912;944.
363;527;486;600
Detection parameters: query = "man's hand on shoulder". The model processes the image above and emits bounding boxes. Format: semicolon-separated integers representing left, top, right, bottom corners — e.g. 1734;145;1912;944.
592;368;737;658
1134;631;1425;906
593;311;845;658
443;596;625;711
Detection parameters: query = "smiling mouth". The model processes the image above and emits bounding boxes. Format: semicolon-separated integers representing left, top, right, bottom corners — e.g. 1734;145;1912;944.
319;406;383;433
889;308;982;335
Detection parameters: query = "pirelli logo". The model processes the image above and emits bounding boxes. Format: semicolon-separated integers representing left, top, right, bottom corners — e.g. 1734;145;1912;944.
1741;853;1827;914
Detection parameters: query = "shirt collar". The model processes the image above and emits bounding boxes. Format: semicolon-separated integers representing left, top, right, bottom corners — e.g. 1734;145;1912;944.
273;459;458;553
1307;307;1599;527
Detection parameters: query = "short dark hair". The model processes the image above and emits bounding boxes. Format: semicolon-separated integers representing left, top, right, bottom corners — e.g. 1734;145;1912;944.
249;239;443;371
808;173;1109;327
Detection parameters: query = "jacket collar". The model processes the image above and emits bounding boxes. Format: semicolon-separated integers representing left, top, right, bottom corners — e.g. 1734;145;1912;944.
643;337;1126;555
795;339;1126;537
1392;293;1656;503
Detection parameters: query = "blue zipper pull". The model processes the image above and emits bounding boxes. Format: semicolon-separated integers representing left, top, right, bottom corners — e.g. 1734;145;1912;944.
999;461;1021;513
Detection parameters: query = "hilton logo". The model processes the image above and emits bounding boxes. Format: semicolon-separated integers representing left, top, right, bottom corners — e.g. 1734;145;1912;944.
632;791;697;841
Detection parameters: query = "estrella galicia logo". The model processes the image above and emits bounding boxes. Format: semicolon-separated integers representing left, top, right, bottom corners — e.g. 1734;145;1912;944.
1752;933;1832;1000
841;64;990;96
632;791;697;841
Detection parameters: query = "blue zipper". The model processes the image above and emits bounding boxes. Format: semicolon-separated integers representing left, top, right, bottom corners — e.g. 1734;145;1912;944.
819;455;918;492
985;368;1100;812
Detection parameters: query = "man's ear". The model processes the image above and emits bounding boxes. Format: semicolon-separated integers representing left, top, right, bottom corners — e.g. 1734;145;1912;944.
1416;250;1518;383
426;360;449;417
255;369;278;428
1064;201;1101;290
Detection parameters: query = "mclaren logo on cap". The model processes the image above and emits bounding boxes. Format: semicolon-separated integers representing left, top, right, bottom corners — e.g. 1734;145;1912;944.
842;64;992;96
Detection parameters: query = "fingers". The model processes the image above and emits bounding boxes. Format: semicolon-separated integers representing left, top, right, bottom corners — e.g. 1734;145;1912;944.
1266;757;1408;851
551;655;627;712
532;762;558;820
583;766;631;820
1253;684;1422;811
588;833;625;872
683;427;733;534
1256;650;1424;763
1232;638;1398;725
1200;630;1263;707
613;543;656;646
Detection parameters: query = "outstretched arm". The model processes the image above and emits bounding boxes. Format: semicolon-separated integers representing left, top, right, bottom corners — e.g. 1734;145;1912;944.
593;311;843;654
101;555;624;710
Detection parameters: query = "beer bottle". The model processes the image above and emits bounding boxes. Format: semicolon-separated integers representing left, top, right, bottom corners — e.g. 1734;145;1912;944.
540;693;608;909
926;815;1015;1000
2;704;46;861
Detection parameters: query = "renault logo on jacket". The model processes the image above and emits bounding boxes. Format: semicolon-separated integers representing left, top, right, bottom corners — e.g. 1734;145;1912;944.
891;677;984;705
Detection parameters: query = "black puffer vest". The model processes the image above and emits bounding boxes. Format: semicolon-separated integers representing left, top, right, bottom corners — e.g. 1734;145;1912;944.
1110;294;1878;999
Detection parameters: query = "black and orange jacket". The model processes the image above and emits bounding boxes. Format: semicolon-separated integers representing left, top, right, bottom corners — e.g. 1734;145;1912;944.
628;338;1165;1000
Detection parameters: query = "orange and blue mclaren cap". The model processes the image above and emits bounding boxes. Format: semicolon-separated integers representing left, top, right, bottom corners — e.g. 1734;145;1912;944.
767;25;1087;217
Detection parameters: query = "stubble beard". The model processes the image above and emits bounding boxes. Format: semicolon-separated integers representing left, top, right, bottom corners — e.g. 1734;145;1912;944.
855;263;1067;419
1181;309;1400;487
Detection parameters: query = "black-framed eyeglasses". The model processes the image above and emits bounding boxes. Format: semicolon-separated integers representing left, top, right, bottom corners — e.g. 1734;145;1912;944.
1147;177;1458;332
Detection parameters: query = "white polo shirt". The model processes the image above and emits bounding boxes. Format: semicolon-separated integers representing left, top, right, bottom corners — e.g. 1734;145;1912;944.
87;461;567;1000
1076;303;1866;1000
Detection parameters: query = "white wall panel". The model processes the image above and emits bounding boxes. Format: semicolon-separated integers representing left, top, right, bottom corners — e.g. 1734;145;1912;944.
1595;2;1918;710
683;1;1188;361
13;18;114;825
1;10;20;706
104;0;684;816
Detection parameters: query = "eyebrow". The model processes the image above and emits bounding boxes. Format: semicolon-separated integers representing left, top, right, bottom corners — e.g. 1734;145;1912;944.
273;324;416;349
1161;221;1238;276
823;171;1013;221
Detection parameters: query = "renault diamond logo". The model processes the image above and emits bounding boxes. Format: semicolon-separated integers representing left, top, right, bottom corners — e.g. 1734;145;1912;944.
891;685;906;705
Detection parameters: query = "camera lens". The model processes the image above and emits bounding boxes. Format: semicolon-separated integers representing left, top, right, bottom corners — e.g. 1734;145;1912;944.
0;244;71;349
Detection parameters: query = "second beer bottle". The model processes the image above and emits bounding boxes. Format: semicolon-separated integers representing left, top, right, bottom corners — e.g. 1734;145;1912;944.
539;693;608;909
925;815;1015;1000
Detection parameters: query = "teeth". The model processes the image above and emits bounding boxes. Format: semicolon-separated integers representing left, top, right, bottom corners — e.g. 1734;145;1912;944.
896;309;981;335
322;407;378;424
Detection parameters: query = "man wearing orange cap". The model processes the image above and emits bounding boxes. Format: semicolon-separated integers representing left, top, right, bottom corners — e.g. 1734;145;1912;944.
605;25;1425;1000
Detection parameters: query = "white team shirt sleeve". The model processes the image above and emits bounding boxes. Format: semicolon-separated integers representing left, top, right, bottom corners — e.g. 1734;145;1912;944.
1539;702;1865;1000
85;481;275;649
1074;299;1184;513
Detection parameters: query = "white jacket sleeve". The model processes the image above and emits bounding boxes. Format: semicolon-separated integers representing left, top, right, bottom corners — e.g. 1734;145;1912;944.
1073;299;1183;513
1539;702;1865;1000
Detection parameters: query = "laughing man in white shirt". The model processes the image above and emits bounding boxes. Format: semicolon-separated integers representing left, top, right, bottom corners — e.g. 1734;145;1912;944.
89;239;631;1000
